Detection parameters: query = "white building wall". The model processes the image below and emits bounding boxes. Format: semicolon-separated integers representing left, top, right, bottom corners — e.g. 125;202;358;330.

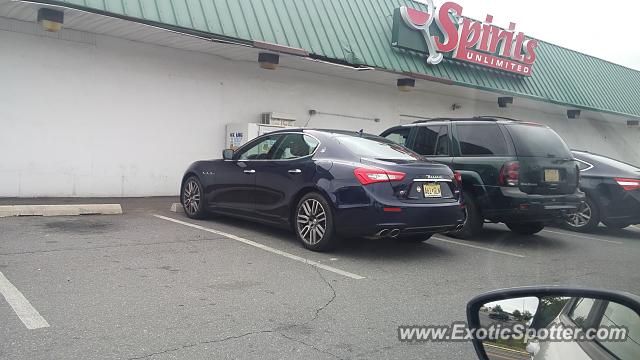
1;27;639;197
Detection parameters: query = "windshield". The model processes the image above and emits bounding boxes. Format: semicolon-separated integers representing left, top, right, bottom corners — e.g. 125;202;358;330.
335;134;423;161
506;124;573;158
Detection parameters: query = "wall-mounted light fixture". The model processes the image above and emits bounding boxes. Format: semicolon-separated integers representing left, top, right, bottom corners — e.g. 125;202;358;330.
258;52;280;70
37;8;64;32
628;120;639;127
567;109;581;119
397;78;416;92
498;97;513;108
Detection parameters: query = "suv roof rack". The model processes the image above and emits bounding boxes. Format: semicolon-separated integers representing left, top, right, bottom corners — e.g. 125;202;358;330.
412;117;505;124
473;116;522;122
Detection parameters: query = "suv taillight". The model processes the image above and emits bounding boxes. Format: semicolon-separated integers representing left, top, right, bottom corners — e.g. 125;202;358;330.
453;171;462;185
354;168;406;185
615;178;640;191
499;161;520;187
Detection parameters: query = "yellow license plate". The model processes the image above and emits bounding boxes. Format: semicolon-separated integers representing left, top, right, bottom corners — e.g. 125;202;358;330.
423;183;442;198
544;169;560;182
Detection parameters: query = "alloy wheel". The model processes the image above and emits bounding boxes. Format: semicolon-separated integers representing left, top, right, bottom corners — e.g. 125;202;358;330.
296;199;327;245
183;179;201;216
566;201;592;228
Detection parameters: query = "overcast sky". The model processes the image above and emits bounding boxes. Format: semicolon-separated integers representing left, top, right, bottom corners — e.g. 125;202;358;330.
450;0;640;70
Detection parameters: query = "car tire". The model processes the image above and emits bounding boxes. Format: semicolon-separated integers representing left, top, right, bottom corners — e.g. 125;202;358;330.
506;222;545;235
398;234;433;243
602;220;631;230
295;192;337;252
447;191;483;240
563;197;600;233
181;176;207;219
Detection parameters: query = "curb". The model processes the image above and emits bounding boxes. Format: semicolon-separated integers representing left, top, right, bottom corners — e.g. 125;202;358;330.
0;204;122;218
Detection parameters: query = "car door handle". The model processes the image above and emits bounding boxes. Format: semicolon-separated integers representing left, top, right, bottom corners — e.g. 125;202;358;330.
243;170;256;174
288;169;302;174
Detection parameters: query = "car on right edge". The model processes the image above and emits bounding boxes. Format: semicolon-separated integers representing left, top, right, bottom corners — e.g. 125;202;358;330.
563;150;640;232
381;117;584;239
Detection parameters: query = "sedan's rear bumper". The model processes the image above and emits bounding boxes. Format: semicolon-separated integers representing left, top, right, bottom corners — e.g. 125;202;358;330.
334;201;465;237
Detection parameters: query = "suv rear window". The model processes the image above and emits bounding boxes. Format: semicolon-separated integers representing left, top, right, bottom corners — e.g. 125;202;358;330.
506;124;572;158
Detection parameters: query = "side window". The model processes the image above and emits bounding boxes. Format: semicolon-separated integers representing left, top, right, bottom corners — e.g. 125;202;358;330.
457;124;509;156
413;126;450;156
568;298;596;328
435;126;451;156
383;128;411;147
272;134;320;160
576;159;593;171
413;126;443;156
597;302;640;359
237;135;280;161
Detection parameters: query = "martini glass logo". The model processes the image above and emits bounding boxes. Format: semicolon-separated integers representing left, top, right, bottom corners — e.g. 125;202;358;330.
400;0;443;65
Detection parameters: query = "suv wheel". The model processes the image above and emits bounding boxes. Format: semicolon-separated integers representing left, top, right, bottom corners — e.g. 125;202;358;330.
563;197;600;232
447;191;483;240
506;222;545;235
295;193;337;252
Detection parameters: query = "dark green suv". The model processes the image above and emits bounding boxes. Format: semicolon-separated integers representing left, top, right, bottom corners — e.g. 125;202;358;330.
380;117;584;238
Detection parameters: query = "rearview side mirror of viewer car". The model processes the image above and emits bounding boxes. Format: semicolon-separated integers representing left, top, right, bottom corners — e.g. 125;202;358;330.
467;286;640;360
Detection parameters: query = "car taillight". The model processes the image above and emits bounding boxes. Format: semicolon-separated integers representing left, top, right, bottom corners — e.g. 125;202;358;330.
499;161;520;187
354;168;405;185
453;171;462;185
615;178;640;191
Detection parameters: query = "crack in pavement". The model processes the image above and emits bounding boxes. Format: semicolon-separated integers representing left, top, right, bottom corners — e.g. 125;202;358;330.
126;263;342;359
309;265;338;324
279;332;345;360
127;330;277;360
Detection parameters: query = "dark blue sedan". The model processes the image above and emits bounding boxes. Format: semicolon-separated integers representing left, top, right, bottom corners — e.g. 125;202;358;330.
564;150;640;232
180;129;465;251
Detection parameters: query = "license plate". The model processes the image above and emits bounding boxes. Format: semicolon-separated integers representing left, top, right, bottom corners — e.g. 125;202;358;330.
423;183;442;198
544;169;560;182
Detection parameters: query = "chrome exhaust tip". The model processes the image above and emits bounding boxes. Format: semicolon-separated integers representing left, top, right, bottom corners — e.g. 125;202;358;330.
389;229;400;238
376;229;390;238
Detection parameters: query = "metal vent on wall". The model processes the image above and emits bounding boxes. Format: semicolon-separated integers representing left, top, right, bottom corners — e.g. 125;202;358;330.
260;112;296;127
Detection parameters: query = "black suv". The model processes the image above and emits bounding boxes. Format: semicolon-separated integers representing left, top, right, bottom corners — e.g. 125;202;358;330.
381;117;584;238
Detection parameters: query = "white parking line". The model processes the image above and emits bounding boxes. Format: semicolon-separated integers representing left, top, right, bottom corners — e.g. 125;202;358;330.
0;271;50;329
431;236;526;258
541;229;623;245
153;215;365;280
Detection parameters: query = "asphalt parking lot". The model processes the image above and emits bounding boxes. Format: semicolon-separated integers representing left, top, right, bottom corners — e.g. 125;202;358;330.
1;198;639;359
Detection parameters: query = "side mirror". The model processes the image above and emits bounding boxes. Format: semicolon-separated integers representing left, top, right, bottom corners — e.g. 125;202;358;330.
222;149;234;160
467;287;640;360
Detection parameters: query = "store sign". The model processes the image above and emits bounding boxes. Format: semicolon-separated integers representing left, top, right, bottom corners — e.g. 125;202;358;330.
391;0;538;76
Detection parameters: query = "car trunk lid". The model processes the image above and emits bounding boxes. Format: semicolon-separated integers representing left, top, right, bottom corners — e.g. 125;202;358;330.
360;158;460;202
